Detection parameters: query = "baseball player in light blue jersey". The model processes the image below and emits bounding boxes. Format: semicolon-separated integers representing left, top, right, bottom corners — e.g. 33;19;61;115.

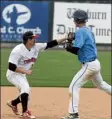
61;9;111;119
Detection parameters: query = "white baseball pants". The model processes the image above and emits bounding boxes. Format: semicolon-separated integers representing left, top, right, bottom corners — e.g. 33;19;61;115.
69;59;111;114
6;70;30;95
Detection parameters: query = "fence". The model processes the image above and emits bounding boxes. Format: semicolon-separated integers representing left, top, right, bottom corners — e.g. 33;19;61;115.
1;1;111;48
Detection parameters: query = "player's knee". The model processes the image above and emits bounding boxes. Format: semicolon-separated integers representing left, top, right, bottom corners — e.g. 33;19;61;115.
24;86;30;94
20;85;30;94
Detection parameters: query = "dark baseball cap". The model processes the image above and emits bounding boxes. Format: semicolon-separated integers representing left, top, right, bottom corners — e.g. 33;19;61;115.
23;31;39;39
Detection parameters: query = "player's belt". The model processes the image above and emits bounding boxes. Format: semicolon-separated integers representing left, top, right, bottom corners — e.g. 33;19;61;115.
82;58;96;64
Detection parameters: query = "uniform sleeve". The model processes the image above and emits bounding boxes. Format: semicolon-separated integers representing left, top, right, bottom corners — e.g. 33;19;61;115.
35;43;47;52
73;30;85;48
8;50;21;65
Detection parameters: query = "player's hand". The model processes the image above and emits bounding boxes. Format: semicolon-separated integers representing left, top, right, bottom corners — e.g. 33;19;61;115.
25;70;32;75
67;32;75;41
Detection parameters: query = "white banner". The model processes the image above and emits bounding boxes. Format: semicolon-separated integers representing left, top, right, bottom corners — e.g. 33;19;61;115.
53;2;111;44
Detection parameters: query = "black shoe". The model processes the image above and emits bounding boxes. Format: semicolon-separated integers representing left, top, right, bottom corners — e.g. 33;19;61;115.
61;113;79;119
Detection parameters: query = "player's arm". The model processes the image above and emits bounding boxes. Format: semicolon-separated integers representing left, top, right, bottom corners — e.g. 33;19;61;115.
66;46;80;55
35;39;63;51
36;38;67;51
8;51;32;75
35;37;67;51
36;34;74;51
45;37;66;49
8;63;32;75
44;34;75;49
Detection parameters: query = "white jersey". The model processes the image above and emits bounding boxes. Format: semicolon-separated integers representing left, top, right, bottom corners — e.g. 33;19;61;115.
6;43;47;76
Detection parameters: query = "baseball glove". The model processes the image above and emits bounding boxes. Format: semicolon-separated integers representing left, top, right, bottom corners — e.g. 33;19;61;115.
67;32;75;41
64;32;75;49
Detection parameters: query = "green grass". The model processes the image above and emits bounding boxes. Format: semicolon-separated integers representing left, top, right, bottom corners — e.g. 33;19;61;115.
1;48;111;87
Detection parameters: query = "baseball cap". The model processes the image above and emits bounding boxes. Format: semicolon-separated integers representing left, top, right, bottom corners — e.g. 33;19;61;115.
23;31;39;39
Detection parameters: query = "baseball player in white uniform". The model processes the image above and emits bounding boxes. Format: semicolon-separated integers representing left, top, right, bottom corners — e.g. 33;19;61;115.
61;9;111;119
6;31;72;119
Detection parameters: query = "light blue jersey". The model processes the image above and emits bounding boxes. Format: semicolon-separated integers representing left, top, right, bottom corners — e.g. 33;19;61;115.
73;26;97;63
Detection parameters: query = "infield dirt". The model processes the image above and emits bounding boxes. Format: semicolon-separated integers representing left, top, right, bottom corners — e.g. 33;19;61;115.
1;87;111;119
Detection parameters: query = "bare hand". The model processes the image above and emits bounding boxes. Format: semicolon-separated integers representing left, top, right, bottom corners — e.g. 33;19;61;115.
25;70;32;75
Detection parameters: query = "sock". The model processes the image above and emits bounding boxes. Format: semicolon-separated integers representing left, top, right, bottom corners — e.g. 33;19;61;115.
11;96;21;106
21;93;29;113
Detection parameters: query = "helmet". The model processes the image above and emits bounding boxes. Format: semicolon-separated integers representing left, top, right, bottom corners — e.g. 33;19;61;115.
23;31;38;44
73;9;88;23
